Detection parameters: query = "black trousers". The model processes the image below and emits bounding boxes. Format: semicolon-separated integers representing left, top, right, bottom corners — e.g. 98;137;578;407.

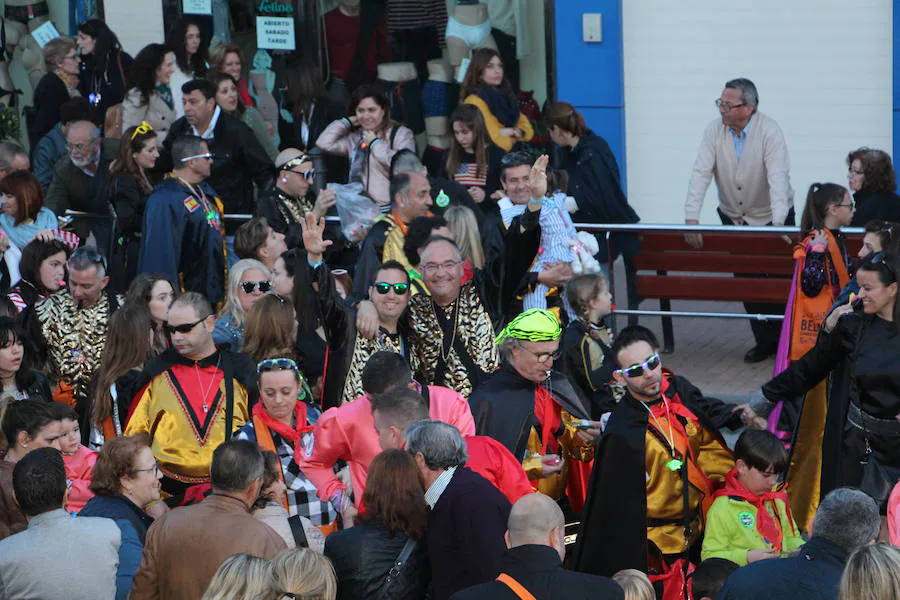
717;207;795;350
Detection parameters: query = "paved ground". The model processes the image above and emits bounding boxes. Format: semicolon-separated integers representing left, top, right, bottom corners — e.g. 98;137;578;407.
608;261;777;404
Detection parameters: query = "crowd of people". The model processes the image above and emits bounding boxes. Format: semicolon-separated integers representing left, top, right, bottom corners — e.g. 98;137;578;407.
0;5;898;600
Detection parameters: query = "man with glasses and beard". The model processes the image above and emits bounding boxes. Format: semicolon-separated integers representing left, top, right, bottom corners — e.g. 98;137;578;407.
574;326;764;597
125;292;257;506
139;135;227;305
469;309;597;511
35;246;122;440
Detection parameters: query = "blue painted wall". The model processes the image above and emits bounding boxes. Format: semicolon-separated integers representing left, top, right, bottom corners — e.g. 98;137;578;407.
554;0;626;185
894;0;900;164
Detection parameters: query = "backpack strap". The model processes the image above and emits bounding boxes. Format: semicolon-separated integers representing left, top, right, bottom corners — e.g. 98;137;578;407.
496;573;538;600
389;125;399;150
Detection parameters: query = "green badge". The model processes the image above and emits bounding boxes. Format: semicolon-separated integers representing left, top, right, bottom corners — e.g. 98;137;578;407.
738;511;755;529
435;189;450;208
665;458;683;472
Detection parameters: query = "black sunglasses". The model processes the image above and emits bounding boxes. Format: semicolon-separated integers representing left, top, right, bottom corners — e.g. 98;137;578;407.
870;252;897;280
615;353;661;378
163;315;209;335
373;282;410;295
240;280;272;294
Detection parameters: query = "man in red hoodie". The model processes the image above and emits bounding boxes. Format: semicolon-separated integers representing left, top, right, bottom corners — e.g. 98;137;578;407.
372;387;533;504
297;351;474;521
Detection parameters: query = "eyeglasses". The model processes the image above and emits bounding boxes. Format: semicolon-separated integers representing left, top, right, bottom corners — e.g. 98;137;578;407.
714;99;746;112
66;140;97;153
373;282;410;295
515;340;561;363
163;315;209;335
848;167;865;176
284;167;316;182
63;53;79;61
131;460;160;475
69;247;107;272
421;260;461;275
131;121;154;141
240;280;272;294
257;357;299;375
615;353;661;378
835;200;855;209
180;152;215;163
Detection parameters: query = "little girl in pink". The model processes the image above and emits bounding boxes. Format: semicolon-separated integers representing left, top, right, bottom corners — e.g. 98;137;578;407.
52;403;98;513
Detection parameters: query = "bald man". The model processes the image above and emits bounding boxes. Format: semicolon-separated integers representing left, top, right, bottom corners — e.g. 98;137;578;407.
450;494;624;600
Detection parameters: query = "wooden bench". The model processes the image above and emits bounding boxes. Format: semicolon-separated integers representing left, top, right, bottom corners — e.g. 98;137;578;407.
627;231;862;352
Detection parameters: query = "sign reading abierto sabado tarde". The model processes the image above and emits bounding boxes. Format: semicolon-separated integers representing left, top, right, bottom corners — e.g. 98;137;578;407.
256;0;295;50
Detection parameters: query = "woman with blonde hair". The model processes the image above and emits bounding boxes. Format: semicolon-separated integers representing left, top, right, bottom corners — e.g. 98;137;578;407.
213;258;271;351
200;553;271;600
612;568;655;600
260;548;337;600
444;205;485;270
838;543;900;600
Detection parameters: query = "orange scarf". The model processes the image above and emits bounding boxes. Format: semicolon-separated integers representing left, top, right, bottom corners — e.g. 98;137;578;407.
252;402;314;512
715;467;793;551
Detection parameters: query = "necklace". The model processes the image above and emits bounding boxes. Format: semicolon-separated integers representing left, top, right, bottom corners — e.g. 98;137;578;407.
194;354;222;413
638;397;683;472
437;298;460;363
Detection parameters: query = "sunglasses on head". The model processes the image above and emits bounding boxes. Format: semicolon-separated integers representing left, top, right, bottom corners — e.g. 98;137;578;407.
373;282;410;295
615;353;661;378
257;357;299;375
163;315;209;335
180;152;215;163
870;252;897;279
240;280;272;294
70;247;107;272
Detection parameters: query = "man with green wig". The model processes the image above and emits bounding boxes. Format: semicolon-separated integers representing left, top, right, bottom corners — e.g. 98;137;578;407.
469;308;601;512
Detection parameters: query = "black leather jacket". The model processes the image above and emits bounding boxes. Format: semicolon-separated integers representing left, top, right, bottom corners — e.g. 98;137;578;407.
324;519;429;600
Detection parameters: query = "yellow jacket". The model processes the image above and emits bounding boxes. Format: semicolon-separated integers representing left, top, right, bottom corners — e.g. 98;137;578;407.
464;94;534;152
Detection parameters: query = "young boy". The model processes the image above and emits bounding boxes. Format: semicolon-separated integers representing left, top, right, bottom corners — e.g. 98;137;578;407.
51;403;97;513
701;428;804;566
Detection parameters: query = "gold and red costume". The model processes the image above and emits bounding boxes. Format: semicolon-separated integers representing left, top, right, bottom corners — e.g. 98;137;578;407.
125;348;257;502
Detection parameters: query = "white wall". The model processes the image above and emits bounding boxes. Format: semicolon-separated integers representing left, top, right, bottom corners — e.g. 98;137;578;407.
622;0;893;224
103;0;165;57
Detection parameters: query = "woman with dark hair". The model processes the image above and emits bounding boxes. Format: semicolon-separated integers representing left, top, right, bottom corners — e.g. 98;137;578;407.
0;170;79;255
847;147;900;226
6;238;70;313
208;71;278;160
165;18;208;118
760;251;900;515
107;123;161;288
90;304;154;446
317;84;415;208
0;401;61;539
324;449;429;599
124;272;176;355
122;44;176;139
0;316;50;402
234;357;335;529
278;58;345;159
76;18;133;119
460;48;532;152
439;104;504;208
79;433;162;599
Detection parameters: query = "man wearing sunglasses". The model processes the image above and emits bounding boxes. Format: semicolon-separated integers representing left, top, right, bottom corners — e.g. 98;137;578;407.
125;292;258;506
35;246;122;442
470;309;597;510
257;149;337;249
575;326;765;592
139;135;227;305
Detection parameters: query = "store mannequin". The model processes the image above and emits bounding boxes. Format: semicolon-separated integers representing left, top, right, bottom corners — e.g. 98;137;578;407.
376;61;416;84
376;60;424;148
424;58;451;149
446;0;496;79
4;0;53;91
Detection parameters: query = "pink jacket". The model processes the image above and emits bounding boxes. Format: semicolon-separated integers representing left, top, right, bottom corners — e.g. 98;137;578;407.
63;444;97;513
889;481;900;546
315;118;416;208
298;385;475;505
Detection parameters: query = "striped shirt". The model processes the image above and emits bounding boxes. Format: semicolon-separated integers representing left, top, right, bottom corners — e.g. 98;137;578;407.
425;466;457;508
386;0;447;45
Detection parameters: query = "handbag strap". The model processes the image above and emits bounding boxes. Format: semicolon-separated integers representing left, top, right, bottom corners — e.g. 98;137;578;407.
377;537;417;600
496;573;538;600
287;514;309;548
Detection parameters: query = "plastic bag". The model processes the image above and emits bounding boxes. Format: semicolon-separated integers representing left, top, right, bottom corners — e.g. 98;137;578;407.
329;182;381;242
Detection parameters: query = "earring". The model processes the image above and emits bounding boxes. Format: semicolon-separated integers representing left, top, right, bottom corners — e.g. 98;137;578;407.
280;177;287;183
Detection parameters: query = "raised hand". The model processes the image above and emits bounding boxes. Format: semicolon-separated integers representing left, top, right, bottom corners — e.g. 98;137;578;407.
299;212;332;262
529;154;550;202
